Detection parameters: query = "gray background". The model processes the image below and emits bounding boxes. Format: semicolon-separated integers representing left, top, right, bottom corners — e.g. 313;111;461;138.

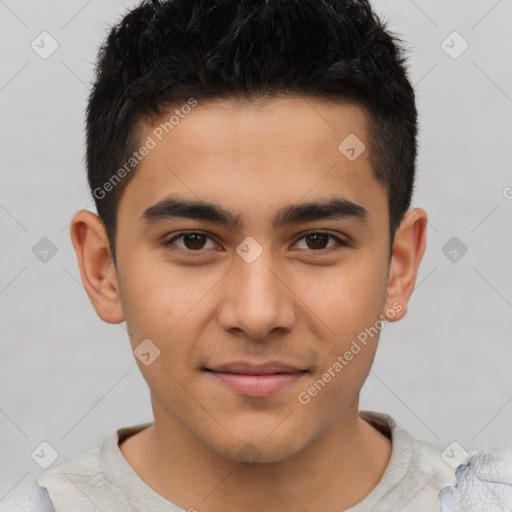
1;0;511;496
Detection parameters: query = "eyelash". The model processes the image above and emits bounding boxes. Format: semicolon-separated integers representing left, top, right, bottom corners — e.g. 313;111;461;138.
162;230;348;256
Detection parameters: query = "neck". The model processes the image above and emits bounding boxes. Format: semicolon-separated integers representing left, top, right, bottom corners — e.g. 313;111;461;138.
120;400;392;511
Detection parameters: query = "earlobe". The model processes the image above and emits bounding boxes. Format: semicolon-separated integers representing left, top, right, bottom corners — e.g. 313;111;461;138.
69;210;125;324
383;208;427;322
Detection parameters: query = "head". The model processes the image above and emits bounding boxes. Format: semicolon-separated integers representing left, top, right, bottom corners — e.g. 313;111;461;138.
71;0;427;464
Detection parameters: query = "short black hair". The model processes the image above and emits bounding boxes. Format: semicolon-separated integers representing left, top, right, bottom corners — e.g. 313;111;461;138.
86;0;417;266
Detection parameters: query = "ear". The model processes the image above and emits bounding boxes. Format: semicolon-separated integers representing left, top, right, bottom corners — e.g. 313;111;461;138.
69;210;124;324
383;208;427;322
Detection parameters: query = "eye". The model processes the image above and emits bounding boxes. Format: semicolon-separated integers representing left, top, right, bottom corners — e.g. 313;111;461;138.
163;231;219;254
293;232;347;253
163;230;347;255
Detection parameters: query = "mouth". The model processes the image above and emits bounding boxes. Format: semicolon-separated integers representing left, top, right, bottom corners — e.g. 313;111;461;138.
203;361;309;397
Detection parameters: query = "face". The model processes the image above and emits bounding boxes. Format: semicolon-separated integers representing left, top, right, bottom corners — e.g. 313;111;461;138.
74;95;424;464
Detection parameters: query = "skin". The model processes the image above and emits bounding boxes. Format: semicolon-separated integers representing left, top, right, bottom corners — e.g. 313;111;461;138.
70;95;427;511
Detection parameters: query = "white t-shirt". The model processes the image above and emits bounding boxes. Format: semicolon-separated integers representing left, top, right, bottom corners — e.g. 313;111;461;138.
0;411;463;511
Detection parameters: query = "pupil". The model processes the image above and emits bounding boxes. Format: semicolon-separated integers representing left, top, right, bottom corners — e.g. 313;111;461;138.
184;233;205;250
307;233;328;249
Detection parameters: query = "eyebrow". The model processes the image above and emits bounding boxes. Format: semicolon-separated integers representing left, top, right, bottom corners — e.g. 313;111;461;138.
141;195;369;229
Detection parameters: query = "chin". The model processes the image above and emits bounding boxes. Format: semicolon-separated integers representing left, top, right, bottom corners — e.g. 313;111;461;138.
208;431;308;465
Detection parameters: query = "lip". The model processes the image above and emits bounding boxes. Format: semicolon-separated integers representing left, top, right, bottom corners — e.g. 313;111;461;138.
204;361;308;397
206;361;306;375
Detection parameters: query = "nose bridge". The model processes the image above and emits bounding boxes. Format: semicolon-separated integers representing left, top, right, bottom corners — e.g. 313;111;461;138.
217;244;295;339
239;251;279;301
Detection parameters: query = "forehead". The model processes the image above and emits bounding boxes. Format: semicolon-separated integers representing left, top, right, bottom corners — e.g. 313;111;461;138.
152;95;370;160
117;95;387;228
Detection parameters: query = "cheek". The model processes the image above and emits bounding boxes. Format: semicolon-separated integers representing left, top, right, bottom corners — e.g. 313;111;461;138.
296;342;377;427
308;256;388;334
116;254;220;374
117;252;197;332
299;253;388;401
294;294;380;427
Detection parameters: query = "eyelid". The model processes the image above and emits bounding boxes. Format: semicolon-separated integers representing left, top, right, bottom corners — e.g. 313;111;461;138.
163;230;220;254
291;231;348;251
163;230;348;255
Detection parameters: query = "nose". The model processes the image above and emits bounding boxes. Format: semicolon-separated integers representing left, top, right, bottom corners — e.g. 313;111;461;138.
216;250;296;341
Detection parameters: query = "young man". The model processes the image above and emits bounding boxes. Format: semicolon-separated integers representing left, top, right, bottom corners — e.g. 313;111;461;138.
2;0;511;511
